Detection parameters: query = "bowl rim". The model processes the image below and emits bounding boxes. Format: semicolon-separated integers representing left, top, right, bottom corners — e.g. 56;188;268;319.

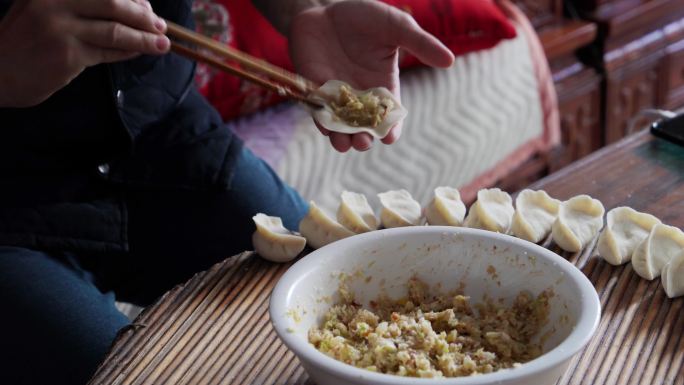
269;226;601;384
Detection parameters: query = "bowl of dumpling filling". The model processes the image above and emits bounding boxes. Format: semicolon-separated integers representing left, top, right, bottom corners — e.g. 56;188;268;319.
269;226;600;385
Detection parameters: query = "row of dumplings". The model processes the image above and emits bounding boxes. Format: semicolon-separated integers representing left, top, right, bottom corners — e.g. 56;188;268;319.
252;187;684;298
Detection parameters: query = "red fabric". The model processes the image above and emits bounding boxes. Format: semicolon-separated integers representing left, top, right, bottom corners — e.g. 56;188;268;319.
203;0;517;121
199;0;295;120
384;0;517;68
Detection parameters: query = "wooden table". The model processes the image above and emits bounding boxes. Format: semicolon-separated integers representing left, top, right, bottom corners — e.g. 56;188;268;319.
89;130;684;385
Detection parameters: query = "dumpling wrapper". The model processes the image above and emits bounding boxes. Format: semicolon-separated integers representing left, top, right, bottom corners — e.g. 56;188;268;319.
336;191;378;233
662;249;684;298
299;201;355;249
597;207;661;266
425;186;466;226
511;189;561;243
378;189;422;228
310;80;407;139
551;195;605;252
252;213;306;263
463;188;514;233
632;224;684;280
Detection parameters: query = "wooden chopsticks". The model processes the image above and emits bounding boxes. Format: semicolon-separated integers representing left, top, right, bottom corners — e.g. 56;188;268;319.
165;20;323;108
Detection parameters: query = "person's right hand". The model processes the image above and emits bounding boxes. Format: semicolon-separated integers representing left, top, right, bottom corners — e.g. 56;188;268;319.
0;0;170;108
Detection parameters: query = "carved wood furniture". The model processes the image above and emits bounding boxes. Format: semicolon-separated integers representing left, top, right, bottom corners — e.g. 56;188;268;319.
499;0;684;193
572;0;684;144
498;0;603;192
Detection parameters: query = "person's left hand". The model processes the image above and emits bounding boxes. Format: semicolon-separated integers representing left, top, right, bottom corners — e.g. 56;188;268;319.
289;0;454;152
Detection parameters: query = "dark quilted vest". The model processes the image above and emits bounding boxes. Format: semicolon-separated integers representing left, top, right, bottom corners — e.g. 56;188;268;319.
0;0;241;252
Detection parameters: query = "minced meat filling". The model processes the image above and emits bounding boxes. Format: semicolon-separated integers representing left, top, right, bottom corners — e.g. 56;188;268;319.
308;277;550;378
330;85;394;128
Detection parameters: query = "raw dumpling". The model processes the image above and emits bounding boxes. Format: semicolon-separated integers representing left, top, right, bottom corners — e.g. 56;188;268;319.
378;189;422;228
632;224;684;280
551;195;605;252
252;213;306;263
463;188;514;233
336;191;378;233
310;80;407;139
597;207;661;266
661;249;684;298
299;201;355;249
425;186;466;226
511;189;561;243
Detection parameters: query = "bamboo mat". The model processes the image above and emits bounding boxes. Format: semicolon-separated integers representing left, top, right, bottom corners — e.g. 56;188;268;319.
88;239;684;385
89;131;684;385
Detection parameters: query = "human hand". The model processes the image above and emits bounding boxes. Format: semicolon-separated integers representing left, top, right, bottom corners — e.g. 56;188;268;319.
289;0;454;152
0;0;170;108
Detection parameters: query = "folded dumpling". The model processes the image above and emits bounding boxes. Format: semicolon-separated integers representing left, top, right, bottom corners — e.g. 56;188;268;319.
597;207;661;266
310;80;407;139
425;186;466;226
551;195;605;252
336;191;378;233
511;189;561;243
662;249;684;298
463;188;514;233
632;224;684;280
299;201;355;249
378;189;422;228
252;213;306;263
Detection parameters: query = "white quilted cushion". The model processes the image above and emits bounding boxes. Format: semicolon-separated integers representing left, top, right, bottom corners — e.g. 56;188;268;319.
274;27;543;211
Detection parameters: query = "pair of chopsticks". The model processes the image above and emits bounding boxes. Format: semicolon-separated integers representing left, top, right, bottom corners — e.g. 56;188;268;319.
165;20;323;108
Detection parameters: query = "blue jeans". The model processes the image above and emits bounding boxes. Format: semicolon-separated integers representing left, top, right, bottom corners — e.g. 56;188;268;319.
0;147;307;385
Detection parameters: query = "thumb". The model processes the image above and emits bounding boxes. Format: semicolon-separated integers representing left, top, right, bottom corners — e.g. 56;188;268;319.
390;9;455;68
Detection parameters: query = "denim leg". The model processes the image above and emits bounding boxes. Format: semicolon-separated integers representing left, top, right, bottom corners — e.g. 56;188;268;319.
93;145;308;306
0;247;130;385
228;144;309;230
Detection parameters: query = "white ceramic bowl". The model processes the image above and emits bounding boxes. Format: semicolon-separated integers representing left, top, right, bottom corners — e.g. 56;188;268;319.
270;227;600;385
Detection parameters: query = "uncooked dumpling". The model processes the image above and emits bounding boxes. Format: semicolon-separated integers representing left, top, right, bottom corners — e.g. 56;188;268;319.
597;207;661;266
252;213;306;263
551;195;605;252
336;191;378;233
463;188;514;233
425;186;466;226
378;189;422;228
299;201;355;249
310;80;407;139
632;224;684;280
662;249;684;298
511;189;561;243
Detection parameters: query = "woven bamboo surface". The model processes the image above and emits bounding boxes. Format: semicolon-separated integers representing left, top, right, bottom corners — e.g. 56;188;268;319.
89;130;684;385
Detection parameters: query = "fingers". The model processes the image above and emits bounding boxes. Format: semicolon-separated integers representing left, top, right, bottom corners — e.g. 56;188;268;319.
390;9;454;68
70;0;165;34
329;132;353;152
314;120;331;137
381;124;402;145
315;119;377;152
75;20;169;59
81;45;140;64
327;132;376;152
351;133;373;151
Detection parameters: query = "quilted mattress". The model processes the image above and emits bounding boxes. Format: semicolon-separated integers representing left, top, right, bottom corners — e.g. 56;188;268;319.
230;23;554;212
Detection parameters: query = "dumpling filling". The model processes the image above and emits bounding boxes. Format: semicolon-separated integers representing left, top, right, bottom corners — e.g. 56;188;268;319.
309;277;550;378
331;85;394;128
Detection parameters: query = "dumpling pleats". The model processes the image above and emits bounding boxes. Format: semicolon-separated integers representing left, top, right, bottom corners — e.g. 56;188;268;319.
551;195;605;252
378;189;422;228
252;213;306;263
425;186;466;226
632;224;684;280
299;201;355;249
511;189;561;243
464;188;514;233
597;207;661;266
